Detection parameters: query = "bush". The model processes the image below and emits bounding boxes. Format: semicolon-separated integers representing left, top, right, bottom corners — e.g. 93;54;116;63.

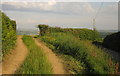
0;11;2;60
2;12;17;55
37;24;49;36
103;32;120;53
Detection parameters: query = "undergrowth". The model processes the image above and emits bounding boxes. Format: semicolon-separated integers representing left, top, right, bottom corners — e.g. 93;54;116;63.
40;32;116;74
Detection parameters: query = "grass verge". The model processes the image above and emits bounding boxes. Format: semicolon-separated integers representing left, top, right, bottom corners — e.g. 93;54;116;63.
16;35;52;74
59;54;85;74
40;32;116;74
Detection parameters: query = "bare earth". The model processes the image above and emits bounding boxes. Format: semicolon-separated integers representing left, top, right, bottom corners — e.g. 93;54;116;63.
2;36;28;74
34;38;65;74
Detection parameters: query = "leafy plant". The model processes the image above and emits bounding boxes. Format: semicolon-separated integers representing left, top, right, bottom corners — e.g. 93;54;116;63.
2;11;17;55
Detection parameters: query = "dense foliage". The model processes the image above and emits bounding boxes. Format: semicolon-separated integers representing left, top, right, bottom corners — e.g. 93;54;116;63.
17;36;52;74
2;12;17;55
38;24;49;36
41;33;116;74
0;11;2;60
103;32;120;53
62;28;100;41
0;11;2;42
38;25;101;41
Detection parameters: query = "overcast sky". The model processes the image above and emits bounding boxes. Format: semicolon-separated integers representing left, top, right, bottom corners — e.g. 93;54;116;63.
1;0;119;31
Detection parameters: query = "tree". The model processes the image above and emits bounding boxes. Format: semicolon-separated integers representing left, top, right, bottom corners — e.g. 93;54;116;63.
38;24;49;36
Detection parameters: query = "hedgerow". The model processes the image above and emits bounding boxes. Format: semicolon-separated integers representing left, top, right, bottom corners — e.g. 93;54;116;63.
37;25;101;41
0;11;2;60
2;12;17;55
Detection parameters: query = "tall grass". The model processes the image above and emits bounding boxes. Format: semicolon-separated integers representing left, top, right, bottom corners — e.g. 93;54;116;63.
16;36;52;74
40;33;116;74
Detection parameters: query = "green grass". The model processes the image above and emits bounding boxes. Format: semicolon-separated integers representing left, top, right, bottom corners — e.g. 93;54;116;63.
40;32;116;74
38;26;101;41
16;35;52;74
59;54;85;74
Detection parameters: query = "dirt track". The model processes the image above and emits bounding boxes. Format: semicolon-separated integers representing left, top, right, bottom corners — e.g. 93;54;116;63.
1;36;65;74
2;36;28;74
34;39;65;74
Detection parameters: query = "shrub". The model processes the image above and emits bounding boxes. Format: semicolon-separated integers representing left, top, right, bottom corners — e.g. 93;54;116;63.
0;11;2;60
37;24;49;36
2;12;17;55
103;32;120;53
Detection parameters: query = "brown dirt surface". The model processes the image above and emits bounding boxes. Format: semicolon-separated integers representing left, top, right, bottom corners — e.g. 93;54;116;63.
2;35;28;74
34;38;65;74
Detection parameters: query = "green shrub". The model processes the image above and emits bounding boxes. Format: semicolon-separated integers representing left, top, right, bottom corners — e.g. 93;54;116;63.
0;11;2;60
103;32;120;53
2;12;17;55
37;24;49;36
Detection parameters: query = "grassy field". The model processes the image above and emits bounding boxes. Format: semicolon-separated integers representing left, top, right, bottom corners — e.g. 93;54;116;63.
40;32;116;74
16;36;52;74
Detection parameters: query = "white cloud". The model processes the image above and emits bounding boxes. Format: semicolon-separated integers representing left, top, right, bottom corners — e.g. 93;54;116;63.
2;1;57;10
1;0;120;2
2;2;117;16
2;2;95;14
2;2;118;30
